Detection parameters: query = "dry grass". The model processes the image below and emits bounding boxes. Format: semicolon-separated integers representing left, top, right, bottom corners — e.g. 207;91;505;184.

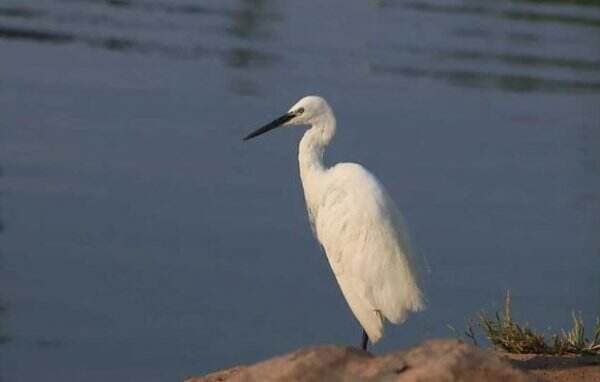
464;291;600;355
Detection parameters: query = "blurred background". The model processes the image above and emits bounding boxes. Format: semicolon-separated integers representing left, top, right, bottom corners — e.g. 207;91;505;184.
0;0;599;381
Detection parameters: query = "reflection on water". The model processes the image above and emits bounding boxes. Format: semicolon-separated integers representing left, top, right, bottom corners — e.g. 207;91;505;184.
370;64;600;93
402;0;600;28
226;47;277;69
392;44;600;73
0;24;73;43
503;7;600;28
369;0;600;93
452;26;540;45
224;0;281;95
1;1;599;94
371;38;600;93
0;0;599;381
226;0;272;39
0;1;282;94
0;2;275;62
0;6;39;19
0;23;206;58
518;0;600;6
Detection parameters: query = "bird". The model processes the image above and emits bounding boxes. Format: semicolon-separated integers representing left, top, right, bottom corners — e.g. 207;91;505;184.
243;95;425;350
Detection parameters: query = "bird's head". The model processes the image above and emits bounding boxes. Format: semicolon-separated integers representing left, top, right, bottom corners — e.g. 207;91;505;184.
243;96;332;141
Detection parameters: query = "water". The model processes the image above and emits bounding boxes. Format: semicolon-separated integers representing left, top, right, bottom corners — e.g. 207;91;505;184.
1;0;599;380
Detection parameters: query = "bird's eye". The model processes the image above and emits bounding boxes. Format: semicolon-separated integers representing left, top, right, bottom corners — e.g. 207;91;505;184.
296;107;305;114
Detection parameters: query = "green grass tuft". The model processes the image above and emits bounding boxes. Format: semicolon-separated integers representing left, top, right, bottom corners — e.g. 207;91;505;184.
464;291;600;355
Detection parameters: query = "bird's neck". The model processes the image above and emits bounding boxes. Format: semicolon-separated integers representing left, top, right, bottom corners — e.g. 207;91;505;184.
298;112;336;229
298;113;336;178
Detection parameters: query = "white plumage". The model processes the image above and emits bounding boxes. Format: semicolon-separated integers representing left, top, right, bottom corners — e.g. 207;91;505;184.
244;95;425;348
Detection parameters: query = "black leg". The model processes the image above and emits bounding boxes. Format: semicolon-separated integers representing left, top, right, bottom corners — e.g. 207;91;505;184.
361;329;369;351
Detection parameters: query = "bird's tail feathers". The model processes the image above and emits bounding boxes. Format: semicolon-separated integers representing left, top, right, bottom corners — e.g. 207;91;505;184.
365;310;384;344
382;280;426;325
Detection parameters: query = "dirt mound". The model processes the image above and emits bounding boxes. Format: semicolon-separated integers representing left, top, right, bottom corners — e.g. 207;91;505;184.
188;339;551;382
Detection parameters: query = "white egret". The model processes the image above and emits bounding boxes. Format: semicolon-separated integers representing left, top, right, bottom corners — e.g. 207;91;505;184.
243;95;425;350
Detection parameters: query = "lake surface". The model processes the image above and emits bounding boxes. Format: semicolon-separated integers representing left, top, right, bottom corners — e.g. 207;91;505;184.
1;0;599;380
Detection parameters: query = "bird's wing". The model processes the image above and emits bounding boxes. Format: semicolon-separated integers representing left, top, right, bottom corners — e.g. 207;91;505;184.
313;163;425;333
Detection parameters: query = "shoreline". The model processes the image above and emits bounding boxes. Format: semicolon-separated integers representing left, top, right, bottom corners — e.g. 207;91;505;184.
188;339;600;382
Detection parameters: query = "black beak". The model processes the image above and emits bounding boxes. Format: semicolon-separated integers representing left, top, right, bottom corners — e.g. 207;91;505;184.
243;112;295;141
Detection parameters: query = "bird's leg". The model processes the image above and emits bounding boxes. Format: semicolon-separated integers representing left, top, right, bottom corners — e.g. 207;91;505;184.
361;329;369;351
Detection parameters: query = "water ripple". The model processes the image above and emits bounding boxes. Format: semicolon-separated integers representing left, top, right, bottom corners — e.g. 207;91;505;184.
370;63;600;93
401;0;600;29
